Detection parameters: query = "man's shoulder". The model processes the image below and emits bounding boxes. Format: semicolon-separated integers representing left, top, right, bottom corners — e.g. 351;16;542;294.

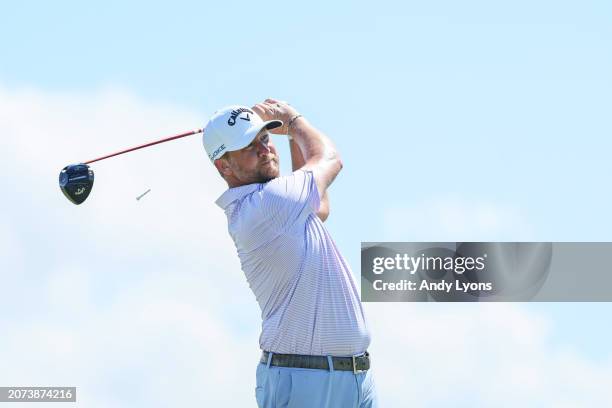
216;170;311;209
215;183;261;210
262;169;311;194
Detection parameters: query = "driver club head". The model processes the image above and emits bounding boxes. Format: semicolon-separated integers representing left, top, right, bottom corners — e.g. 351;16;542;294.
59;163;94;205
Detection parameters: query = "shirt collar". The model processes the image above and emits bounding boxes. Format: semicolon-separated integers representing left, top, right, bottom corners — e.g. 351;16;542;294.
215;183;260;209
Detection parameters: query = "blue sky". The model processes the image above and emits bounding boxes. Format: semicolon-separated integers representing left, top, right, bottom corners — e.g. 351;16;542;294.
2;1;612;406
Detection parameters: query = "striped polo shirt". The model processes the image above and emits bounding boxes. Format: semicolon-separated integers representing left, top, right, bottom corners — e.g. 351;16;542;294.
216;169;371;356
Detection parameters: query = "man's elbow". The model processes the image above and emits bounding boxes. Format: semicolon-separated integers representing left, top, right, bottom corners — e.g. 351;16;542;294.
317;208;330;222
332;152;343;175
317;194;330;222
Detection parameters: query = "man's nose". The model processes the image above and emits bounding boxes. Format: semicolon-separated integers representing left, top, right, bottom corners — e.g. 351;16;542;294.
256;141;271;155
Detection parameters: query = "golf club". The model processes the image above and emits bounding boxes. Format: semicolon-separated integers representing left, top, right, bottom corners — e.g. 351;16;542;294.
59;128;203;205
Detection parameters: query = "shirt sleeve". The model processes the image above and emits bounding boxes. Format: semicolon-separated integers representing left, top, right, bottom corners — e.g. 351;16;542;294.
259;169;321;231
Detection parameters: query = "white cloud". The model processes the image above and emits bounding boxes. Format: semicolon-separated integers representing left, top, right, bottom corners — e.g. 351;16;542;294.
1;85;610;407
0;85;259;407
383;196;535;241
365;303;612;407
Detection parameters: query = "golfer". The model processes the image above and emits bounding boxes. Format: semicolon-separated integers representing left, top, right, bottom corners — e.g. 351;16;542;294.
203;99;377;407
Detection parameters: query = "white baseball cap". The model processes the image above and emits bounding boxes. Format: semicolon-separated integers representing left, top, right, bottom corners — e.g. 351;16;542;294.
203;105;283;162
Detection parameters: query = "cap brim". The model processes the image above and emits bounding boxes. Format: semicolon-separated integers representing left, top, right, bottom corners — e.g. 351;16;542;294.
227;119;283;152
264;119;283;130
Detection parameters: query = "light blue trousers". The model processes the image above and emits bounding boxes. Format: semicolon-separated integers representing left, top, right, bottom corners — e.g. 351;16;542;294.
255;354;378;407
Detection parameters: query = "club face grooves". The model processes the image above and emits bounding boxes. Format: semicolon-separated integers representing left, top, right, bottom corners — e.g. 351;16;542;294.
59;164;94;205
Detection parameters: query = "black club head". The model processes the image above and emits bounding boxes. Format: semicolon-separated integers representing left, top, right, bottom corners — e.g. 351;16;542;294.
59;164;94;205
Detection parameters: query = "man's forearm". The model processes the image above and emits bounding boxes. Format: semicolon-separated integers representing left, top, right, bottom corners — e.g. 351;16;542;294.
289;137;306;171
289;117;340;165
288;116;342;198
289;137;330;221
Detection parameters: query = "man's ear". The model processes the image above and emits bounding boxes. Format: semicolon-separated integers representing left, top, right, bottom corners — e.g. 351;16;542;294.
214;155;233;177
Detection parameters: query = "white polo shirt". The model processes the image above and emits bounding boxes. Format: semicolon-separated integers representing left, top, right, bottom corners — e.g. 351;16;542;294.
216;169;371;356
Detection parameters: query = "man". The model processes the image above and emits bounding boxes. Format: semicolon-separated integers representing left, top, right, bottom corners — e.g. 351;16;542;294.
203;99;377;407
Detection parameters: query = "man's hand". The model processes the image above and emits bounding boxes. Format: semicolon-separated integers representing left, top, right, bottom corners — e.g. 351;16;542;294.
255;97;342;216
252;98;299;135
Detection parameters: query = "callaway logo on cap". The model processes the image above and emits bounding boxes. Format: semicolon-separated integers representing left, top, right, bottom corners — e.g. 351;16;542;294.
202;105;283;162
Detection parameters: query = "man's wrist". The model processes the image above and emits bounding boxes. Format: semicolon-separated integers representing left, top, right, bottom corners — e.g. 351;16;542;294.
287;114;305;141
288;114;303;129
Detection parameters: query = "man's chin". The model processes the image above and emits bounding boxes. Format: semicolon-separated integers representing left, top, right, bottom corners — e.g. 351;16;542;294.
250;161;280;183
257;167;279;183
262;169;280;182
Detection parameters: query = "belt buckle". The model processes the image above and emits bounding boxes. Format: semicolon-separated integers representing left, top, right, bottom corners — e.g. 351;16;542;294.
352;354;365;374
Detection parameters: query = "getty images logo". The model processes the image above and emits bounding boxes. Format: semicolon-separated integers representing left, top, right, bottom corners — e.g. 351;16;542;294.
227;108;253;126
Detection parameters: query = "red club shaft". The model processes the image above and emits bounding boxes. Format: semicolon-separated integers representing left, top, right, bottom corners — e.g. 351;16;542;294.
84;128;203;164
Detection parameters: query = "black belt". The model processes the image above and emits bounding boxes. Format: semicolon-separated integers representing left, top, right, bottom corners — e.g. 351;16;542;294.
260;351;370;373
